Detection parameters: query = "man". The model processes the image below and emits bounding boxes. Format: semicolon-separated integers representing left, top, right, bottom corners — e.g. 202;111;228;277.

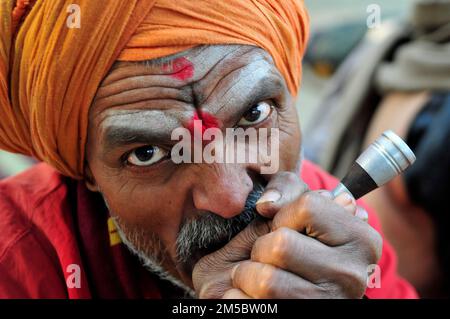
0;0;416;298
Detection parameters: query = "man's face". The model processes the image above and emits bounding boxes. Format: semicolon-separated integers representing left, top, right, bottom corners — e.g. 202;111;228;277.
85;45;301;288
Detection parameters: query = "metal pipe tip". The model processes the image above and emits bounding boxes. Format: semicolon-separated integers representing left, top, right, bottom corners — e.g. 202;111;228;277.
378;130;416;172
356;130;416;187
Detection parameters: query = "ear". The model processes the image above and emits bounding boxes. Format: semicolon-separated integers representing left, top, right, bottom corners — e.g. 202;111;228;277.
84;162;99;192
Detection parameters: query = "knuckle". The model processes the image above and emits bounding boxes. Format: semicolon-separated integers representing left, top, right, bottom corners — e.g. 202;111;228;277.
300;192;318;211
345;222;383;264
367;228;383;262
277;171;299;185
270;227;293;260
297;192;318;220
355;226;383;263
321;266;367;298
298;191;312;207
256;265;278;298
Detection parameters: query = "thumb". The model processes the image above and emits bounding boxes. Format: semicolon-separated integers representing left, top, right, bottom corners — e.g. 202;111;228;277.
256;171;308;218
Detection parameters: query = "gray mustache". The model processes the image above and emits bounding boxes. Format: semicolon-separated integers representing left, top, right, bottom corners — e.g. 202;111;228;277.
175;182;265;264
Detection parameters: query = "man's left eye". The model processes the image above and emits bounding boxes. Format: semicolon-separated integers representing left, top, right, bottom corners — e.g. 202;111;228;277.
238;101;273;126
126;145;168;167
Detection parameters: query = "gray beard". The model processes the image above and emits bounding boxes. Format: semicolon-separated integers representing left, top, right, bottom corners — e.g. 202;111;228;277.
106;182;265;297
112;217;196;297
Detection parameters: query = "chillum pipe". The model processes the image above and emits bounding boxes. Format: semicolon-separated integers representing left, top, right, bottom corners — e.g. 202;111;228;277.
332;130;416;200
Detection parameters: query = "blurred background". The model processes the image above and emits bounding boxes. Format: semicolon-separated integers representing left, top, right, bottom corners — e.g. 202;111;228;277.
299;0;414;126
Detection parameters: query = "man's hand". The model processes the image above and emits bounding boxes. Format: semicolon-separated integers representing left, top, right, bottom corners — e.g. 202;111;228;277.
192;172;382;299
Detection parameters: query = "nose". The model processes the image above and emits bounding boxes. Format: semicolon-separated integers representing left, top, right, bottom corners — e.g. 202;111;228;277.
192;163;253;219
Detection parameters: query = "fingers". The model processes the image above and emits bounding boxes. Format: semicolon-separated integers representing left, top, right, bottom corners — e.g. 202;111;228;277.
232;211;382;299
249;226;376;293
271;191;375;246
231;261;325;299
248;225;380;298
250;227;341;283
333;192;356;214
192;218;271;298
333;192;368;222
308;190;369;222
256;171;309;218
221;218;271;260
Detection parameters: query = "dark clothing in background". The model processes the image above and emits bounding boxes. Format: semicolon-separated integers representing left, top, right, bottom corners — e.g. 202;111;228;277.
405;93;450;294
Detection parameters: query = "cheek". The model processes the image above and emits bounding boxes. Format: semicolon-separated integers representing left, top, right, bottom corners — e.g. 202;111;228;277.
97;178;185;245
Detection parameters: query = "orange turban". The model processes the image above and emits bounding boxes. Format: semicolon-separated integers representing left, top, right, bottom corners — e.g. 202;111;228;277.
0;0;309;179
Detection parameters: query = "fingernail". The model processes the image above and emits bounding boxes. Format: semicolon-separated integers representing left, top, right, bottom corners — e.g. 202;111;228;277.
336;192;355;205
356;208;369;222
256;190;281;205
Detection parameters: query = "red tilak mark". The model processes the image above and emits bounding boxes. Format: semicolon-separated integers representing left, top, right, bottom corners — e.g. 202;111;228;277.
198;111;220;130
162;57;194;81
186;112;204;136
186;111;221;142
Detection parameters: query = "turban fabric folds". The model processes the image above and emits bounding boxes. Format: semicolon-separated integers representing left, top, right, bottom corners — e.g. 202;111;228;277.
0;0;309;179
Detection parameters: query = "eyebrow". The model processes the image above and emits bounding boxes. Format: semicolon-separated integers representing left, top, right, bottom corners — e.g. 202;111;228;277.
213;70;285;115
102;111;178;150
246;74;284;106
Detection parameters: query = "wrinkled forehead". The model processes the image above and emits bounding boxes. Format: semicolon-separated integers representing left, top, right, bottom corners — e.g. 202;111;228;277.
92;45;283;113
88;45;287;148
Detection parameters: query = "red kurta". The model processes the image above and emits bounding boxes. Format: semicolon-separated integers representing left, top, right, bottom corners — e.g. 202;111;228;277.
0;161;418;298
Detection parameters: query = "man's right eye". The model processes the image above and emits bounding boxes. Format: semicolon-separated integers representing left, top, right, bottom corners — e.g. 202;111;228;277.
127;145;168;167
